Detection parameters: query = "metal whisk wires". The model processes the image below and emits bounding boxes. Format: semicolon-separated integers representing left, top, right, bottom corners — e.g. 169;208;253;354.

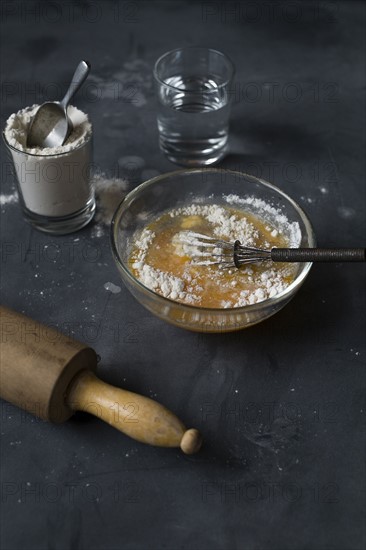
178;232;366;267
178;231;271;269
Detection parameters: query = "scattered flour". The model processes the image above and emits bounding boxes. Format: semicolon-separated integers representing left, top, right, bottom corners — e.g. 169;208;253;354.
301;196;313;204
104;282;121;294
0;191;18;207
91;174;129;236
88;58;152;108
337;206;355;220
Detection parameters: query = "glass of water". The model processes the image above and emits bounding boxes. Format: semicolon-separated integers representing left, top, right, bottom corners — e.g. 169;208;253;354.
153;47;235;166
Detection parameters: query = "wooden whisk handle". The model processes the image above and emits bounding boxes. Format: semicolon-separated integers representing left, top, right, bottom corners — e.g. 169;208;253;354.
271;248;366;262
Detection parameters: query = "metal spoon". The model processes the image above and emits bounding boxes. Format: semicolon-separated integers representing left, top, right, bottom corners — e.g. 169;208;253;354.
27;60;90;149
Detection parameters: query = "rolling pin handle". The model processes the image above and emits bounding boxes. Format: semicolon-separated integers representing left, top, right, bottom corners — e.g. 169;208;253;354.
180;429;202;455
67;370;202;453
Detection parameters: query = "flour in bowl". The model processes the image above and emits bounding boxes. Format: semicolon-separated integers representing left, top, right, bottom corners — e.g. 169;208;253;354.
129;199;301;309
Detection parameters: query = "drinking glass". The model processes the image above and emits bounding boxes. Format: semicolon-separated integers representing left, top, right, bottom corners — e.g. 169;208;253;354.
153;47;235;166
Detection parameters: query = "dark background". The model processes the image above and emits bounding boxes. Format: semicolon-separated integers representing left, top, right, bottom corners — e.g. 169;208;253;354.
1;1;365;549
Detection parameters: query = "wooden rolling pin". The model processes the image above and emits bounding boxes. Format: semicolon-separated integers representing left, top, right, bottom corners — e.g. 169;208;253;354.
0;306;202;454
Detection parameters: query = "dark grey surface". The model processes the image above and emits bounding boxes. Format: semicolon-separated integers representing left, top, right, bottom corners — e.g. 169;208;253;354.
1;1;365;549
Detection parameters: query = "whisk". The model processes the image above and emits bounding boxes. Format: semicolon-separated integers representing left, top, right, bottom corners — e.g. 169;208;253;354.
178;231;366;269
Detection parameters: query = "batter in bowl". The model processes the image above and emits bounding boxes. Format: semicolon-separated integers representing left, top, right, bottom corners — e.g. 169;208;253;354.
129;197;301;309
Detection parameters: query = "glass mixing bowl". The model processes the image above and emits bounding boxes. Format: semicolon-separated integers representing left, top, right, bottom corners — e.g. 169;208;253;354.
111;169;315;333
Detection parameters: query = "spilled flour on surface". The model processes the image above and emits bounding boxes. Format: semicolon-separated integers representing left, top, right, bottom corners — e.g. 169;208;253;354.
104;282;121;294
88;58;153;108
92;174;129;237
0;190;18;208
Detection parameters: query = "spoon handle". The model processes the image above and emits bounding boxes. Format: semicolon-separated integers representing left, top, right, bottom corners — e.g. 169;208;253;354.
271;248;366;262
60;60;90;110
